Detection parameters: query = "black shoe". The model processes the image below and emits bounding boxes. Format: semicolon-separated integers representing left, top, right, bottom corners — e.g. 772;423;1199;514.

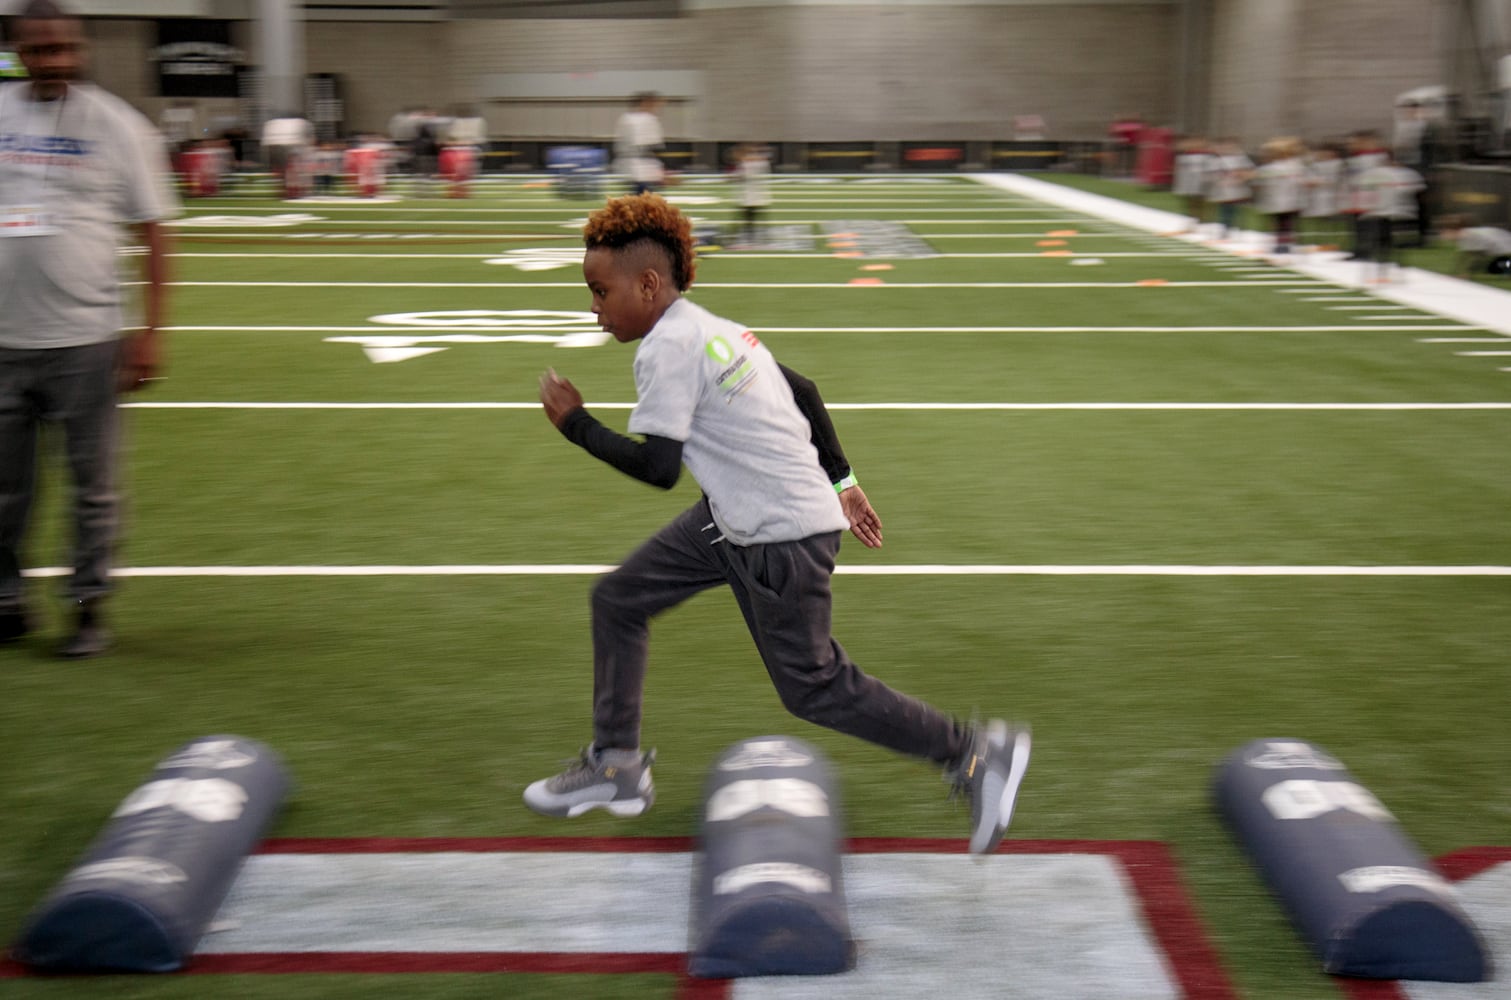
0;605;29;644
59;600;110;659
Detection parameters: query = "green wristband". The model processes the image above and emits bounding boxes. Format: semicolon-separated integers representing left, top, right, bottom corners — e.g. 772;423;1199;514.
833;473;859;493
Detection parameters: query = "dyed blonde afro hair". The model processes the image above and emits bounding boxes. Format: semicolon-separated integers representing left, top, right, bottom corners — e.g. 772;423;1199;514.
583;194;697;292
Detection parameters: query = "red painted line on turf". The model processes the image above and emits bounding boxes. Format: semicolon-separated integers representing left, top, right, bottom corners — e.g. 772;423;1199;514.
2;837;1237;997
1434;845;1511;881
35;835;1471;998
842;838;1237;997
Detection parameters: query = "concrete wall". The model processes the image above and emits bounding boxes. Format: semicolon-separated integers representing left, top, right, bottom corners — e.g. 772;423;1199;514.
446;4;1177;141
71;3;1179;141
303;20;449;131
56;0;1469;151
1206;0;1451;147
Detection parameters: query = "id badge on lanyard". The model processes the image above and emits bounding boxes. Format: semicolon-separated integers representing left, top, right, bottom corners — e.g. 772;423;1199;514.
1;86;69;237
0;205;60;237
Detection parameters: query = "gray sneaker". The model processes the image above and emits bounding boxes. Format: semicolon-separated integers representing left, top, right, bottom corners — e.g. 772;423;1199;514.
523;746;656;818
949;720;1031;855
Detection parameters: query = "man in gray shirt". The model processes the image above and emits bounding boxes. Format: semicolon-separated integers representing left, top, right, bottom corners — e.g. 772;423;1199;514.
0;0;176;656
530;194;1030;855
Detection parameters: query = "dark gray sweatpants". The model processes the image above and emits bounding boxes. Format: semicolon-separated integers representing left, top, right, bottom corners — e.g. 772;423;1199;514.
0;341;122;610
591;496;968;766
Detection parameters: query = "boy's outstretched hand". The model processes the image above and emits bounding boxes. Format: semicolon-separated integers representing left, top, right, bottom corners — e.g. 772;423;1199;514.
539;368;583;428
839;484;883;548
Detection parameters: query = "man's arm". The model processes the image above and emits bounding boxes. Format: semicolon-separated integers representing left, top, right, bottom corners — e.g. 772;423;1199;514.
119;220;171;391
540;370;683;489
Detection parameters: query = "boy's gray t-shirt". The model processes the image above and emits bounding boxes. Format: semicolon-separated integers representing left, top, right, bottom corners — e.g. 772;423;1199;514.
628;297;850;546
0;82;178;349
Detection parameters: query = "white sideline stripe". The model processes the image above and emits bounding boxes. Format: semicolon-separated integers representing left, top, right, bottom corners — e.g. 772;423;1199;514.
1418;338;1511;343
971;173;1511;337
199;852;1179;1000
22;565;1511;578
1457;351;1511;356
1328;305;1409;311
167;325;1478;334
120;401;1511;411
166;279;1329;289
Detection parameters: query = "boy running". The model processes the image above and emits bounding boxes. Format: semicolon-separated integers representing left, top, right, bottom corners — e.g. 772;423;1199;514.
528;194;1030;854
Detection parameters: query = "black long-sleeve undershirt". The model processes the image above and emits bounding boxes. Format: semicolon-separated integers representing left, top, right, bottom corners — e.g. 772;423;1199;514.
555;363;852;489
558;407;684;489
778;363;851;485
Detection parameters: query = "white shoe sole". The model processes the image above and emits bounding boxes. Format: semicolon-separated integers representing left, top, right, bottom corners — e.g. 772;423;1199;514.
563;796;651;819
968;724;1031;854
523;778;654;819
997;728;1032;832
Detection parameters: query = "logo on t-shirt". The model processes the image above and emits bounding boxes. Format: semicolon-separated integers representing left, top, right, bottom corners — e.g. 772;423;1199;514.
0;131;94;166
706;333;760;403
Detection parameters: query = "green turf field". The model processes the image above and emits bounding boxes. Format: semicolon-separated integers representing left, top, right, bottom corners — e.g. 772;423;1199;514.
1;172;1508;999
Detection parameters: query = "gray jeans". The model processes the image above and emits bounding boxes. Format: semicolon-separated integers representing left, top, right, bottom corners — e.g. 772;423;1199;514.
590;497;968;766
0;341;122;609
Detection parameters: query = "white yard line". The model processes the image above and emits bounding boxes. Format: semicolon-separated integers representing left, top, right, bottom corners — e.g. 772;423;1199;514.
167;280;1330;289
179;205;1082;215
912;232;1119;238
169;251;1196;260
161;324;1478;333
172;229;1092;240
174;232;584;240
122;401;1511;411
20;564;1511;578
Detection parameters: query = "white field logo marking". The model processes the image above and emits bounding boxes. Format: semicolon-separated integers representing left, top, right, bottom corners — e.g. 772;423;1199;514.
483;249;585;271
560;215;709;230
295;196;400;205
168;214;323;228
328;310;607;363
